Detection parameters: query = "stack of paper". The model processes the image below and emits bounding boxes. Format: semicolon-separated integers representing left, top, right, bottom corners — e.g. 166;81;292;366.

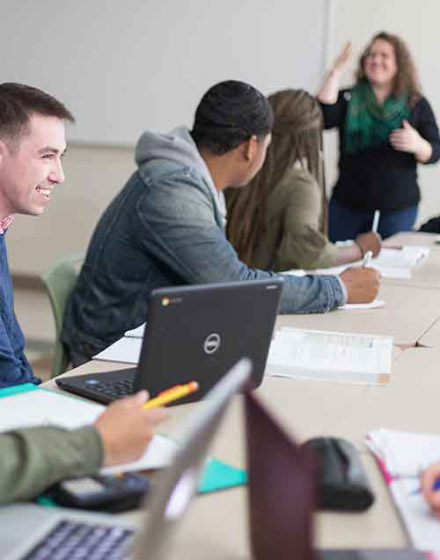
283;245;430;280
367;429;440;550
266;327;393;385
376;246;430;268
370;246;430;279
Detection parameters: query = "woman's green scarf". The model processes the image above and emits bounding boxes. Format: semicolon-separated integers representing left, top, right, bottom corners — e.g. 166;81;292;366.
345;81;410;154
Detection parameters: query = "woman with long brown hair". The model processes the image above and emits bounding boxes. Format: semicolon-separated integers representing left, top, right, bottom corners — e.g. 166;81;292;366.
318;32;440;241
226;89;380;271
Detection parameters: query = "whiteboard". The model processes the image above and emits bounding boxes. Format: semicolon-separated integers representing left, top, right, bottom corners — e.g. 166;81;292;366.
0;0;330;145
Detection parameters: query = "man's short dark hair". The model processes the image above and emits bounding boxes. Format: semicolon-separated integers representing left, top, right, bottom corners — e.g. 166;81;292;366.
0;82;74;145
191;80;273;155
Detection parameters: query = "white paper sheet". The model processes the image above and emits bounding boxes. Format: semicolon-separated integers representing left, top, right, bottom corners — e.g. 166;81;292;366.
0;389;176;472
93;336;142;364
374;246;430;268
367;429;440;478
124;323;146;338
367;428;440;550
304;261;413;279
338;299;385;311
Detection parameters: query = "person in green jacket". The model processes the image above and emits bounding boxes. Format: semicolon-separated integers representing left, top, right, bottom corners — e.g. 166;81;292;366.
0;391;167;503
0;82;168;503
226;89;381;271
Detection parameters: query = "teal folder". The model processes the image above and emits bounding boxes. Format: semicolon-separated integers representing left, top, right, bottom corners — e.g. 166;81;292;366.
0;383;39;399
198;458;247;494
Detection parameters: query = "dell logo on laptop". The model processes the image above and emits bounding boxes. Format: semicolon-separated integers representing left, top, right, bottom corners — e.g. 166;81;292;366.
204;333;221;355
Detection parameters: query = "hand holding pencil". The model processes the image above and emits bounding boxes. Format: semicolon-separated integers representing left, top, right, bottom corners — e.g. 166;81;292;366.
95;391;169;467
354;210;382;259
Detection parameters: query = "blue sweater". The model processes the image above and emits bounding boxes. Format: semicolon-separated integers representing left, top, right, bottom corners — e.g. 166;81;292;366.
0;234;40;387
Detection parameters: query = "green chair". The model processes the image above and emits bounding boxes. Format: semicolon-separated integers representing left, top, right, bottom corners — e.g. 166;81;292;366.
41;253;84;378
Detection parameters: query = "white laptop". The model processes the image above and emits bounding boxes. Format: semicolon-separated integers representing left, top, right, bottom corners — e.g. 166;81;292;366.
0;358;252;560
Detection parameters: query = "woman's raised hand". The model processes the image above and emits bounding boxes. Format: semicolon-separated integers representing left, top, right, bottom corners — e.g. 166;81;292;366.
318;42;352;103
333;41;353;73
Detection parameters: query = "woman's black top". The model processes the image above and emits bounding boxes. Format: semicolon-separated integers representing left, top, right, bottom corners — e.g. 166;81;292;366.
320;89;440;211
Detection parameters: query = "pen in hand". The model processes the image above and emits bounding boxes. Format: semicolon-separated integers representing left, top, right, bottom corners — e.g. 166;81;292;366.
412;478;440;495
372;210;380;234
363;250;373;268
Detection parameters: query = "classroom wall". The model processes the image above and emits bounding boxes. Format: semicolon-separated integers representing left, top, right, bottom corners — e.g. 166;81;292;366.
0;0;328;146
5;0;329;276
6;0;440;277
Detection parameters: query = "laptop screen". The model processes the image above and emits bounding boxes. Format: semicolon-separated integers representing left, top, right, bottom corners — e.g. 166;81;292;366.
133;358;252;560
135;279;283;401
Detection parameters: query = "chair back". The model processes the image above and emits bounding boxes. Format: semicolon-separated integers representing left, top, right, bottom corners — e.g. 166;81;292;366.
41;253;84;378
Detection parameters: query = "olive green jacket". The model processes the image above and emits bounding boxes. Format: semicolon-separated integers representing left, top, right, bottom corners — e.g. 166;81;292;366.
0;425;103;503
250;166;338;271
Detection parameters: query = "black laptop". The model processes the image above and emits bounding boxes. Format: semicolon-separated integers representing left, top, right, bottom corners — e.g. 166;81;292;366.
56;279;283;405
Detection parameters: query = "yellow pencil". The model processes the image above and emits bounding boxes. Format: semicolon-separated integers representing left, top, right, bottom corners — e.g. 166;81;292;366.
143;381;199;409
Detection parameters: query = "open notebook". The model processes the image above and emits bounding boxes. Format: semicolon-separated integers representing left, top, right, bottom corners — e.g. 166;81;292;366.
0;385;246;494
0;388;176;474
284;245;430;280
367;428;440;550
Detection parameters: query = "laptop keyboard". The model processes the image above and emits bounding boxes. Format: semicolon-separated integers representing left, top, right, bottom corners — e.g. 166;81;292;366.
85;379;134;399
24;520;134;560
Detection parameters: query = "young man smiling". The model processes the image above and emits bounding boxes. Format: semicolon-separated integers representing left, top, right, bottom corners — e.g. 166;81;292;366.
0;83;168;503
0;83;70;388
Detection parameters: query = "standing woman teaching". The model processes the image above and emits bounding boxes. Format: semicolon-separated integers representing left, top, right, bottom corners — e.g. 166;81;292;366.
318;32;440;240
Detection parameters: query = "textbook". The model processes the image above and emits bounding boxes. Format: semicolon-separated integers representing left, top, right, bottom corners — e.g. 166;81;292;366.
266;327;393;385
367;429;440;550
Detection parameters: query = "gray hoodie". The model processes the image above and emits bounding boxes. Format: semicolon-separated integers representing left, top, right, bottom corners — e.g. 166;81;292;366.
62;125;347;363
135;126;226;224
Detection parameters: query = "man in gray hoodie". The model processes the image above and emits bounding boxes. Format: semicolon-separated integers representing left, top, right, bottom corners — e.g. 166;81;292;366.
62;81;379;365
